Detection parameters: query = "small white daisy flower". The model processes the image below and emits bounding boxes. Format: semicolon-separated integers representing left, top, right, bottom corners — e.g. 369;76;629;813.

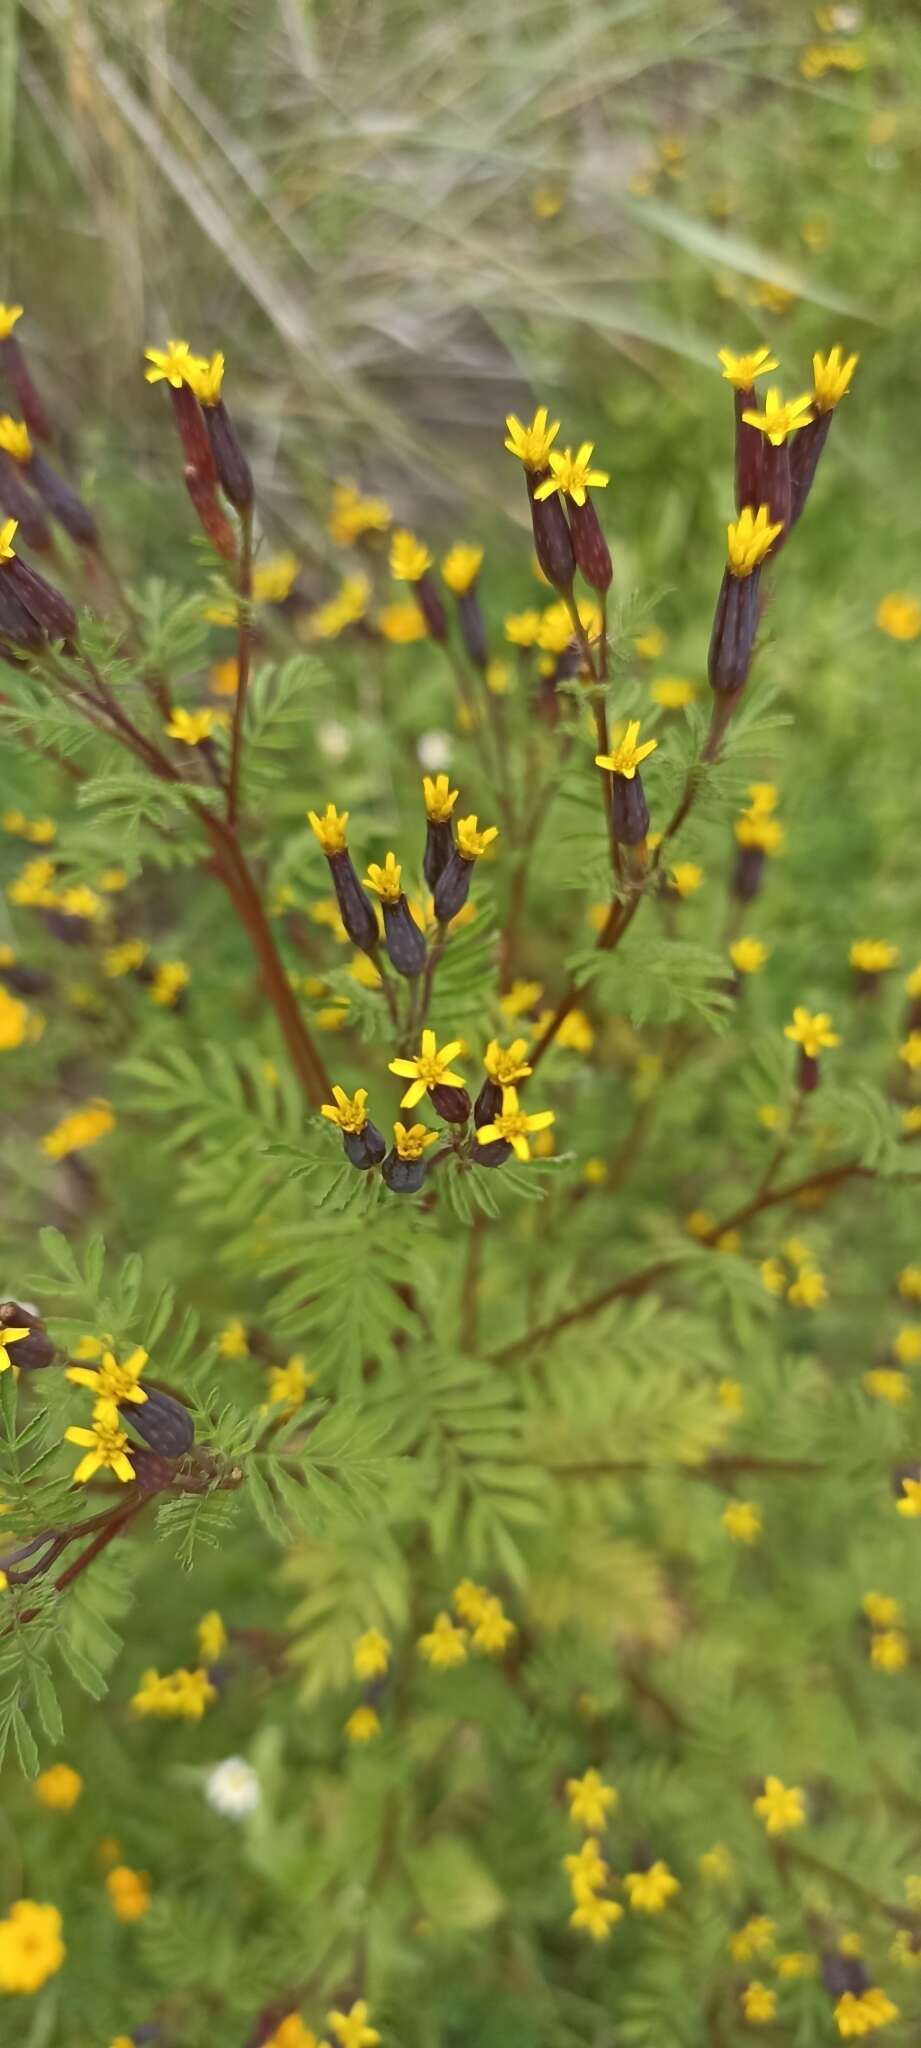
317;720;350;763
416;729;453;772
205;1756;261;1819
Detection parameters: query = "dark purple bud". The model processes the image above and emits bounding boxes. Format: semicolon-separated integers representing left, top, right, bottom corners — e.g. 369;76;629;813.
0;452;52;550
382;1149;429;1195
733;387;763;512
475;1137;512;1169
423;818;454;891
527;471;575;592
821;1954;869;2000
457;590;488;671
429;1083;470;1125
732;844;765;904
433;847;473;923
169;383;216;484
796;1049;820;1094
327;848;379;955
569;496;612;592
183;466;238;561
382;895;426;978
0;335;51;441
123;1386;195;1458
611;771;649;846
0;1301;55;1370
42;909;92;946
28;452;98;548
759;440;791;539
6;554;77;641
416;572;447;642
0;569;44;646
205;400;253;511
474;1077;502;1127
0;960;53;996
789;411;832;528
907;995;921;1034
708;566;760;697
343;1120;386;1170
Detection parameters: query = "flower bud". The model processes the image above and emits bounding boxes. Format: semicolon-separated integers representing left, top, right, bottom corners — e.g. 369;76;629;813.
526;470;575;592
343;1120;387;1170
795;1049;819;1094
169;383;216;484
183;467;238;560
732;844;765;903
382;895;427;978
327;848;380;955
416;572;447;642
759;440;791;538
821;1954;869;2000
569;497;612;592
129;1446;177;1495
0;572;44;647
733;387;764;511
123;1386;195;1458
789;411;832;528
0;333;51;441
6;555;77;641
0;1300;55;1370
708;567;761;696
474;1077;502;1127
204;400;253;511
433;848;474;923
611;771;649;846
475;1135;512;1168
0;453;52;550
429;1082;470;1125
0;959;52;996
423;818;454;891
382;1150;429;1195
457;590;489;670
28;452;98;548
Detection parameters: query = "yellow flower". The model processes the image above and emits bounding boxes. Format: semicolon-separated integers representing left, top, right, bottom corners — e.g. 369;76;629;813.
863;1592;902;1629
563;1837;609;1890
482;1038;532;1088
308;804;349;854
266;1356;315;1410
500;979;542;1019
471;1596;516;1656
184;350;225;405
671;862;704;899
812;346;858;413
864;1368;909;1406
418;1611;468;1668
731;1917;777;1962
217;1318;248;1359
890;1928;921;1971
788;1268;828;1308
850;938;900;975
569;1894;624;1939
389;1029;466;1108
775;1951;817;1978
0;982;31;1053
65;1415;135;1485
875;593;921;642
353;1628;391;1680
894;1327;921;1365
566;1768;618;1831
209;658;239;697
377;599;427;643
727;504;784;576
899;1031;921;1071
131;1666;216;1720
252;554;299;605
166;707;215;746
742;1982;777;2024
752;280;798;314
103;939;148;979
0;1322;28;1377
0;304;23;340
504;405;561;471
583;1157;607;1186
723;1500;762;1544
731;937;769;974
595;718;657;780
454;814;497;862
531;183;564;220
476;1085;554;1163
328;481;391;545
871;1629;909;1673
753;1776;805;1835
266;2019;328;2048
34;1764;83;1812
897;1478;921;1518
719;1378;744;1413
197;1610;227;1663
144;339;195;388
345;1705;381;1744
422;774;459;822
624;1861;680;1913
441;543;484;594
834;1988;899;2037
699;1842;734;1883
717;345;779;389
150;961;189;1008
741;387;813;445
105;1865;150;1923
534;442;610;506
389;529;432;582
0;1900;65;1993
392;1121;438;1162
452;1579;490;1624
906;966;921;1001
504;609;542;647
364;852;402;902
0;516;18;564
321;1086;370;1134
651;675;697;709
899;1267;921;1303
0;415;33;465
66;1345;148;1407
784;1006;840;1058
634;627;666;659
903;1108;921;1135
41;1099;115;1161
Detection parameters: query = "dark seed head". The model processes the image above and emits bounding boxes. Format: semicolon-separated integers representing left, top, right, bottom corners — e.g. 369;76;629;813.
708;566;760;697
457;589;489;670
205;400;254;511
123;1386;195;1459
0;1301;55;1370
429;1082;470;1125
527;471;575;592
474;1077;502;1128
382;1149;428;1194
433;847;472;924
382;896;427;979
328;849;380;956
423;818;454;891
611;771;649;847
569;496;612;592
343;1120;387;1170
475;1136;512;1169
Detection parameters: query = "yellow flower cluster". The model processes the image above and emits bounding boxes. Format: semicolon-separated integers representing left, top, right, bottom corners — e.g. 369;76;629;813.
303;574;370;640
328;482;391;545
753;1775;805;1835
105;1865;151;1923
34;1763;83;1811
563;1836;623;1941
131;1665;218;1720
7;854;102;921
834;1988;900;2037
41;1098;115;1160
0;1900;65;1993
0;983;42;1051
